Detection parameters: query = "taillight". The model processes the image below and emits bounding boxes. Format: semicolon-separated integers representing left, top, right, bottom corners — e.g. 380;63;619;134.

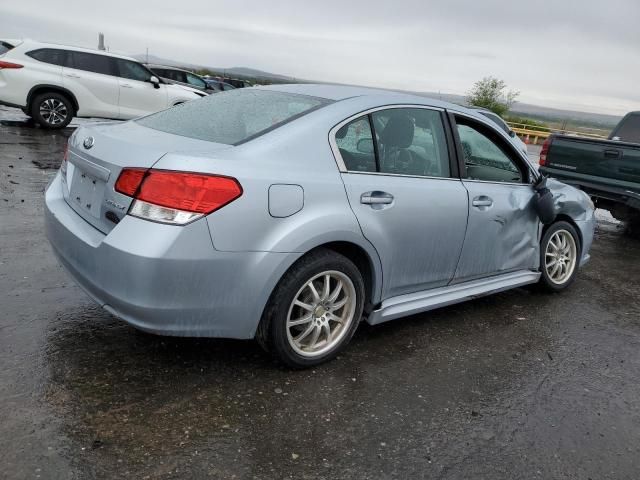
0;61;24;69
115;168;242;225
539;137;552;166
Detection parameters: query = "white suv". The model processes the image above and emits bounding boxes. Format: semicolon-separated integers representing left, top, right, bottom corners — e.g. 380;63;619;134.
0;39;204;128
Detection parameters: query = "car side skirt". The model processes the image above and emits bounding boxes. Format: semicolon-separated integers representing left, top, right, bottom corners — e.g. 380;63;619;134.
367;270;541;325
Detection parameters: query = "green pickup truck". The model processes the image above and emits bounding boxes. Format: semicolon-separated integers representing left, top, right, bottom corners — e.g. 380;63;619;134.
539;111;640;236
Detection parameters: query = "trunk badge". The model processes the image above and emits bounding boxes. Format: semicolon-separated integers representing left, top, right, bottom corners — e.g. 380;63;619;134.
83;136;95;149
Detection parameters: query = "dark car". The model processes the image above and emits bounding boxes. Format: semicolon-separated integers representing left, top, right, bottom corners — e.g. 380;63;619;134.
203;79;237;93
539;112;640;235
145;64;215;93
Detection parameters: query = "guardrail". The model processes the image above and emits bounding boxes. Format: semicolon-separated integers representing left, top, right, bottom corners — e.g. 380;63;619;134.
506;122;609;145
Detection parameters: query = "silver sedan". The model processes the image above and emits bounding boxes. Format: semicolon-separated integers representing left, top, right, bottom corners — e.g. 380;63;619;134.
45;84;595;367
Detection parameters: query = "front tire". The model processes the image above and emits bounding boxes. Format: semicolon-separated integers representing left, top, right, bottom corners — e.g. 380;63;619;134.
539;221;581;292
258;249;365;368
31;92;73;129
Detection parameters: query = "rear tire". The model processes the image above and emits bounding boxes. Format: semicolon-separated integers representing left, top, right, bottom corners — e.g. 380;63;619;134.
538;221;581;292
257;249;365;368
31;92;73;129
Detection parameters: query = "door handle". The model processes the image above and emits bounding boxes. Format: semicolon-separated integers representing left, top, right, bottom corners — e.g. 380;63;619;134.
604;149;622;159
361;191;394;205
64;73;81;78
120;83;134;88
472;196;493;208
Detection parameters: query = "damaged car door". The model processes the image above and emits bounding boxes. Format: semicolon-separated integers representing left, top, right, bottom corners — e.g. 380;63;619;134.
451;114;539;283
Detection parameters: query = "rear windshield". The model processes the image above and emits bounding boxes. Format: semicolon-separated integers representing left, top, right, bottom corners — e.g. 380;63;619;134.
611;113;640;144
0;41;15;56
137;89;331;145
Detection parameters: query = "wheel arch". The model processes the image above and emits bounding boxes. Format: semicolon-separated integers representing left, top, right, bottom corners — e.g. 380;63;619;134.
27;85;79;113
255;238;383;341
544;214;583;251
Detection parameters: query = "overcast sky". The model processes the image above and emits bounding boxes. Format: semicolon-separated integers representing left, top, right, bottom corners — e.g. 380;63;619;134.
3;0;639;115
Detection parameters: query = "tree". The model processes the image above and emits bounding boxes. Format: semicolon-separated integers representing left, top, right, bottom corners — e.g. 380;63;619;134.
466;77;519;116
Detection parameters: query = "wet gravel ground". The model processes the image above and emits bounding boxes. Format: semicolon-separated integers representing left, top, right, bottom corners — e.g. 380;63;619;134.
1;107;639;479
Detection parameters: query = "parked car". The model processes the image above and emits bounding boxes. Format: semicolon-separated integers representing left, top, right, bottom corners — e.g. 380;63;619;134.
44;85;595;367
539;112;640;236
470;107;528;154
223;78;251;89
0;39;203;128
204;78;236;92
145;64;215;94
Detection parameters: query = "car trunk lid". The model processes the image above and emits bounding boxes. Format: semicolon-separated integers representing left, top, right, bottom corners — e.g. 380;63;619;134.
62;121;233;234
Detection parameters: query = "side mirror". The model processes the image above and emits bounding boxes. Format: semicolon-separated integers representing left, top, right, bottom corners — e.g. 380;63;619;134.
357;138;374;154
149;76;160;89
509;130;516;138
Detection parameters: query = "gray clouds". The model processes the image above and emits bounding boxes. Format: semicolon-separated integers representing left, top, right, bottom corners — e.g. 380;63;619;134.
2;0;638;114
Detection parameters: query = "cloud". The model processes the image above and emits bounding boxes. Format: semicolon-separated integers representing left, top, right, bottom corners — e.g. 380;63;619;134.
2;0;638;115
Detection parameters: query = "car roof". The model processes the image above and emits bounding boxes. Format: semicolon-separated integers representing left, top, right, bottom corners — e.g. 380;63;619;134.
145;64;194;73
17;39;138;62
258;83;481;116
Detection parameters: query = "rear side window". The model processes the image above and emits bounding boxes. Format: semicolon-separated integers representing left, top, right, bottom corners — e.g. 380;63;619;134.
611;113;640;143
26;48;68;66
373;108;450;177
137;89;331;145
335;117;376;172
335;107;451;178
68;51;114;75
0;41;15;56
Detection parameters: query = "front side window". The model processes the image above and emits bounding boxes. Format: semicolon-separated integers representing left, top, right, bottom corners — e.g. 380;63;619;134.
69;52;114;75
456;121;524;183
137;89;331;145
116;60;152;82
186;72;206;89
335;117;376;172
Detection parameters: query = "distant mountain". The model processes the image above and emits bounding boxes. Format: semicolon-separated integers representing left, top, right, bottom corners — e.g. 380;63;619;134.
132;54;294;82
416;91;620;129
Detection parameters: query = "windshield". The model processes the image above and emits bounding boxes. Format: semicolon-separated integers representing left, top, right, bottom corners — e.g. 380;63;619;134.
137;89;331;145
479;111;510;135
611;113;640;143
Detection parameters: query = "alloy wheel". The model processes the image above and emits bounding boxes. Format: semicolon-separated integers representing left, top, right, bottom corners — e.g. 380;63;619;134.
286;270;357;358
39;99;68;126
545;229;577;285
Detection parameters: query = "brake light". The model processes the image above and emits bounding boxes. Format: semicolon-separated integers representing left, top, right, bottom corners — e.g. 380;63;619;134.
539;137;552;166
114;168;146;196
0;61;24;69
115;168;243;225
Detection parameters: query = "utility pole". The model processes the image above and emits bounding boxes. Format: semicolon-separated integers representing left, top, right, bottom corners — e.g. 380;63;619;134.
98;33;105;51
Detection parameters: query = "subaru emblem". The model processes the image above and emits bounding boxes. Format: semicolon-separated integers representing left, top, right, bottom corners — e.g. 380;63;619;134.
83;136;95;149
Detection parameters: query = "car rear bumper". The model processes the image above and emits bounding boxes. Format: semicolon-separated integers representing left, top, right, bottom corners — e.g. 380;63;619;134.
45;172;299;339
